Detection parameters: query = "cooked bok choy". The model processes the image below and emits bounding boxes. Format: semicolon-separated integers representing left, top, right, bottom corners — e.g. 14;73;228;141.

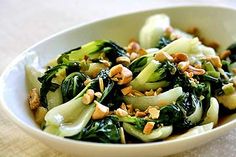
44;70;114;137
26;13;236;144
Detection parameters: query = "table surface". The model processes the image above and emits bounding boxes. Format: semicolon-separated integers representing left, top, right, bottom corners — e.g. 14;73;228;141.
1;0;236;156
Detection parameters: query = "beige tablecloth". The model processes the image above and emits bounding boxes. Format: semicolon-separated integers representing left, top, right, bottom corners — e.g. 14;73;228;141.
1;0;236;156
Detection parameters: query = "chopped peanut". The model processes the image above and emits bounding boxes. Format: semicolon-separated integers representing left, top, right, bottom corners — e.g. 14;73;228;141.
87;89;95;97
131;89;144;96
115;108;128;117
145;106;160;113
28;88;40;110
135;111;146;117
127;93;135;97
35;107;47;124
187;65;205;75
94;92;102;98
82;89;94;105
116;56;130;66
145;89;155;96
172;52;188;62
109;64;133;85
155;88;163;95
138;48;147;56
154;51;173;62
99;78;104;92
143;122;155;135
153;92;157;96
130;52;138;61
114;73;122;78
99;59;111;67
121;86;133;95
178;61;190;72
118;67;133;85
127;104;134;115
92;101;109;120
127;41;141;53
84;78;92;86
111;77;119;82
109;64;123;77
193;62;202;69
165;26;174;37
206;55;222;68
184;71;194;78
148;107;160;119
120;103;127;111
82;94;92;105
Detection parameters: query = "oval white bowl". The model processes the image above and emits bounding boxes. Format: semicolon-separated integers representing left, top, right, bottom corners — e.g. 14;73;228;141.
1;5;236;157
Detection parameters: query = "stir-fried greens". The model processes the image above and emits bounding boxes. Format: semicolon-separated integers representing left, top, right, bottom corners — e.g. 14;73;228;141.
27;14;236;144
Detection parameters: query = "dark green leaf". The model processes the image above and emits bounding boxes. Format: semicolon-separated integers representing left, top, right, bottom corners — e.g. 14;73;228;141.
61;72;87;102
57;40;127;66
227;42;236;62
156;36;172;49
38;62;80;108
72;116;121;143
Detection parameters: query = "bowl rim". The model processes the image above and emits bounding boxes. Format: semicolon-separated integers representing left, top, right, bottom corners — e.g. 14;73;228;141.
1;4;236;148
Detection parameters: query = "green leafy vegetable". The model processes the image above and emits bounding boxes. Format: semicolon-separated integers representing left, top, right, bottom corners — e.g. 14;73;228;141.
139;14;171;48
151;93;202;132
72;116;121;143
157;104;185;126
44;85;95;137
168;122;213;140
28;12;236;144
156;36;172;49
91;69;115;103
130;60;170;91
47;88;63;110
148;60;177;82
129;53;154;77
100;83;123;110
57;40;127;65
114;115;147;131
123;123;173;142
61;72;87;102
176;92;203;125
202;97;219;126
44;70;115;137
38;62;80;108
227;43;236;62
124;87;183;110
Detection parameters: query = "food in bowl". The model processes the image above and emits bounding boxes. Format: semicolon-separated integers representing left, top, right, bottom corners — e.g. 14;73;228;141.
26;14;236;144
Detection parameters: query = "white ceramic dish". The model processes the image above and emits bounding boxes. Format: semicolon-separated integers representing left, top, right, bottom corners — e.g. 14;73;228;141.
1;5;236;157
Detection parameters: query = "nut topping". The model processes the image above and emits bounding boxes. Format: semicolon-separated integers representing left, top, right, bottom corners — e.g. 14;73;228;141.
109;64;133;85
28;88;41;110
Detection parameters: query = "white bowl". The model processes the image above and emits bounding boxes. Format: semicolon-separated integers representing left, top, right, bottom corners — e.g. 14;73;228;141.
1;5;236;157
